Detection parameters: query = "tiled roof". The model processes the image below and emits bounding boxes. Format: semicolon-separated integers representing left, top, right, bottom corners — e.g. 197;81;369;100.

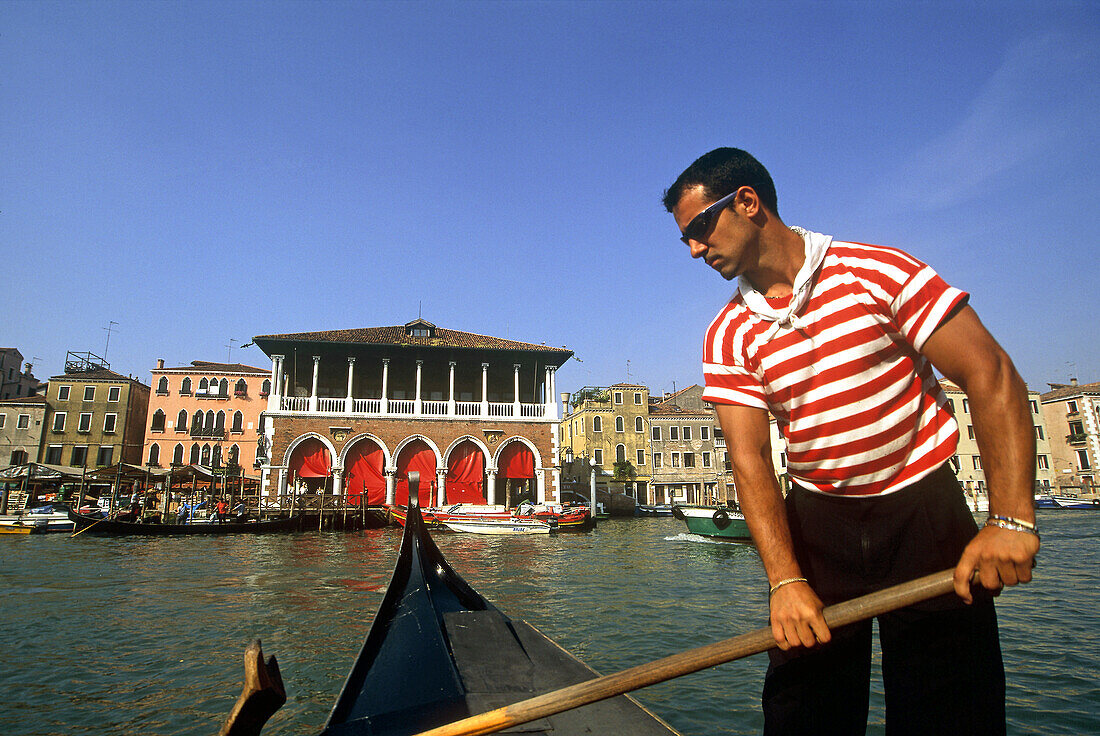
609;383;647;389
253;326;572;357
1042;381;1100;402
48;369;148;386
649;404;711;417
0;394;47;405
160;361;269;374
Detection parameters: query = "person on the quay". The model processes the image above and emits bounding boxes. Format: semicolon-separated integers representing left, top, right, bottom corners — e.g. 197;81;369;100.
663;147;1040;735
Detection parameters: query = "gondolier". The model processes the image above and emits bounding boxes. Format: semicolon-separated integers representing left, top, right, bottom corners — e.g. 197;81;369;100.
663;147;1039;734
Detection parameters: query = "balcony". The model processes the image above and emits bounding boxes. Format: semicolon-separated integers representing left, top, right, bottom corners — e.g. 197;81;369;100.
1067;433;1088;444
190;427;226;439
195;391;230;401
275;395;550;421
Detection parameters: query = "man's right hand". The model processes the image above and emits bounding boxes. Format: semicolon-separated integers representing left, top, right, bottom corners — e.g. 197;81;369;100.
769;581;831;650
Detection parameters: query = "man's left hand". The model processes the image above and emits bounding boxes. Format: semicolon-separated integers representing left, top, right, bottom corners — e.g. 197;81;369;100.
954;524;1039;603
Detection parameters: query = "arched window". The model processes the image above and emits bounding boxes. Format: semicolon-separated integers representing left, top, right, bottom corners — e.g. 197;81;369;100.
198;378;209;392
231;411;243;433
616;444;626;462
189;444;200;464
150;409;166;432
592;416;602;432
228;444;240;466
180;377;192;395
157;376;169;394
201;444;211;465
173;443;184;465
191;411;203;433
234;379;247;396
205;410;215;431
615;416;625;432
211;445;222;467
261;379;271;396
636;416;644;432
177;409;188;431
148;444;160;466
215;411;225;431
219;378;229;396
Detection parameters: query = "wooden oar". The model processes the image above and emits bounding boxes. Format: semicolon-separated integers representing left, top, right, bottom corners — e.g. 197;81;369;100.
218;639;286;736
414;568;970;736
69;512;112;538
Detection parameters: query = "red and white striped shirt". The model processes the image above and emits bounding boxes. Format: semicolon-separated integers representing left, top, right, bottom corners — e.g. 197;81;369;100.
702;239;968;496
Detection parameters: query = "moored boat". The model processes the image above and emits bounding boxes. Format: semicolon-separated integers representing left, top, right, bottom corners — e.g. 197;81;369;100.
636;504;674;517
67;510;300;536
0;503;76;533
315;472;678;735
1050;494;1100;509
672;504;752;543
442;516;553;535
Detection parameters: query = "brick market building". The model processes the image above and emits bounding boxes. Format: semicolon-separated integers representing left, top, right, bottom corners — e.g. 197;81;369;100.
252;319;572;507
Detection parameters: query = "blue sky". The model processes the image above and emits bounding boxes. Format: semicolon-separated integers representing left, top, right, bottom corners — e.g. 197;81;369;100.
3;1;1097;398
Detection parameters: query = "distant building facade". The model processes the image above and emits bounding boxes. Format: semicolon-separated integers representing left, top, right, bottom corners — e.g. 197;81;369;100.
41;356;150;467
0;348;39;400
1040;379;1100;495
941;380;1055;501
0;395;47;466
144;360;271;472
253;319;571;506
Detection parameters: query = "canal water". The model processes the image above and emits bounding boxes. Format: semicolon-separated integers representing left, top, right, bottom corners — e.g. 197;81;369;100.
1;511;1097;735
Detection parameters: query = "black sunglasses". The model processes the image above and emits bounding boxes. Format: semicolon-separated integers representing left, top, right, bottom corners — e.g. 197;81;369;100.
679;185;754;245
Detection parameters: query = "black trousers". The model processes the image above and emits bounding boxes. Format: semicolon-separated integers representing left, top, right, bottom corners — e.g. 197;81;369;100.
762;465;1005;736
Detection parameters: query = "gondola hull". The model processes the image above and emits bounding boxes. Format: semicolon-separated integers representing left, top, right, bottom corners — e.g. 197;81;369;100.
67;510;300;536
320;475;679;736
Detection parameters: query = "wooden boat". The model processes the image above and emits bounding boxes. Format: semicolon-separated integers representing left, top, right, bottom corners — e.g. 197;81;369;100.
635;504;674;517
389;502;594;532
0;522;45;535
316;473;678;735
1050;494;1100;509
442;516;553;535
67;510;300;536
1;503;75;533
671;504;752;543
515;502;594;531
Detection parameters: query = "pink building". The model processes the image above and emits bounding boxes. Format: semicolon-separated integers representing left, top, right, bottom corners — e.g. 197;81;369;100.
143;360;271;473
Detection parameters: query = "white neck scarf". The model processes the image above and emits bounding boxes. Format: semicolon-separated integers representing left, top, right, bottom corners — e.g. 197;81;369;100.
737;226;832;340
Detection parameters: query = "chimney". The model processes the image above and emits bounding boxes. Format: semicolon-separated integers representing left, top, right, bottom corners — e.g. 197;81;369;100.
560;391;571;416
1071;377;1078;386
156;358;165;370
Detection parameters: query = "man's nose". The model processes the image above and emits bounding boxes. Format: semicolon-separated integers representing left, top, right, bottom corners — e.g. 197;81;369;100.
688;240;708;259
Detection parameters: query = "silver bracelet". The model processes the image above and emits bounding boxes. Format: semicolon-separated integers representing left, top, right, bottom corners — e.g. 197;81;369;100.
987;514;1036;531
769;577;808;597
985;517;1040;540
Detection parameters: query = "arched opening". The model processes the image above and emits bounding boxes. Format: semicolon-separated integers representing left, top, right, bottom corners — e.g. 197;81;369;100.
395;439;436;507
181;377;192;395
446;441;486;504
228;444;240;466
151;409;166;432
173;443;184;465
198;378;209;393
234;379;247;396
201;444;211;465
231;410;243;433
189;444;200;464
148;444;160;466
288;437;332;493
157;376;169;393
344;439;386;507
499;441;536;506
177;409;188;430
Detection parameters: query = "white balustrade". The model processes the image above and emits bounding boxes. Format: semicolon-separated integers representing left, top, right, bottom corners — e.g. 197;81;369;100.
520;403;546;417
487;402;515;417
455;402;482;416
281;396;310;411
318;398;344;413
389;400;416;415
422;401;448;416
355;398;381;413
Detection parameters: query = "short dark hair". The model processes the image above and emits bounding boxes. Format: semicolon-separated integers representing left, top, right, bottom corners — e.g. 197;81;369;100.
662;147;779;216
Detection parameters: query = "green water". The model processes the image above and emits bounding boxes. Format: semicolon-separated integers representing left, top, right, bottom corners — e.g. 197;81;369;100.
0;513;1096;735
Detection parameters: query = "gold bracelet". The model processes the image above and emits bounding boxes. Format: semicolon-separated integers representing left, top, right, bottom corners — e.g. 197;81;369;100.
769;577;809;597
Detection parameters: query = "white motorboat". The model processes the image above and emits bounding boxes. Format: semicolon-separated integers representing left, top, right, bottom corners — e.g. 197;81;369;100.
442;516;552;535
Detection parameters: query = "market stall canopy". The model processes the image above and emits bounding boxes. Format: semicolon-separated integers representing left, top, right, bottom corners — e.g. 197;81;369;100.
84;463;170;482
0;463;86;481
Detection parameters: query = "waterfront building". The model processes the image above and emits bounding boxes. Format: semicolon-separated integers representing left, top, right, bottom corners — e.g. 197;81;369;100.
941;380;1055;502
40;353;150;467
252;319;572;506
648;388;719;505
559;384;653;504
143;359;271;473
0;348;39;399
1040;379;1100;495
0;394;47;466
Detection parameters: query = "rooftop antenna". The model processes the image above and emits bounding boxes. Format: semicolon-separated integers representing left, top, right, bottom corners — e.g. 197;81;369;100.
418;301;422;319
227;338;238;363
103;321;119;360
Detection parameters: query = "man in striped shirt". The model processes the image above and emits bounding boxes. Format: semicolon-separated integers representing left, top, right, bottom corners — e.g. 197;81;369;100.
664;148;1039;735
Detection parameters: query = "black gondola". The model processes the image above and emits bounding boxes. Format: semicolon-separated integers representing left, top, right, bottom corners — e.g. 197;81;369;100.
316;473;679;736
68;509;300;536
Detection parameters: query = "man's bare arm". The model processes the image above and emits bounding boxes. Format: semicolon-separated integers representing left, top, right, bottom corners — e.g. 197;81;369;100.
922;305;1040;602
715;403;831;648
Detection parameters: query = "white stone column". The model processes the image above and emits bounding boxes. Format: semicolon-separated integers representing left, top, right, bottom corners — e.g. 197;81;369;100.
385;469;395;505
481;363;489;416
437;468;447;507
513;364;521;416
269;355;284;413
548;367;559;420
414;360;423;415
536;468;546;503
544;366;553;420
332;467;343;497
277;468;288;500
448;361;456;416
486;469;497;505
309;356;320;412
381;359;390;415
345;357;356;413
